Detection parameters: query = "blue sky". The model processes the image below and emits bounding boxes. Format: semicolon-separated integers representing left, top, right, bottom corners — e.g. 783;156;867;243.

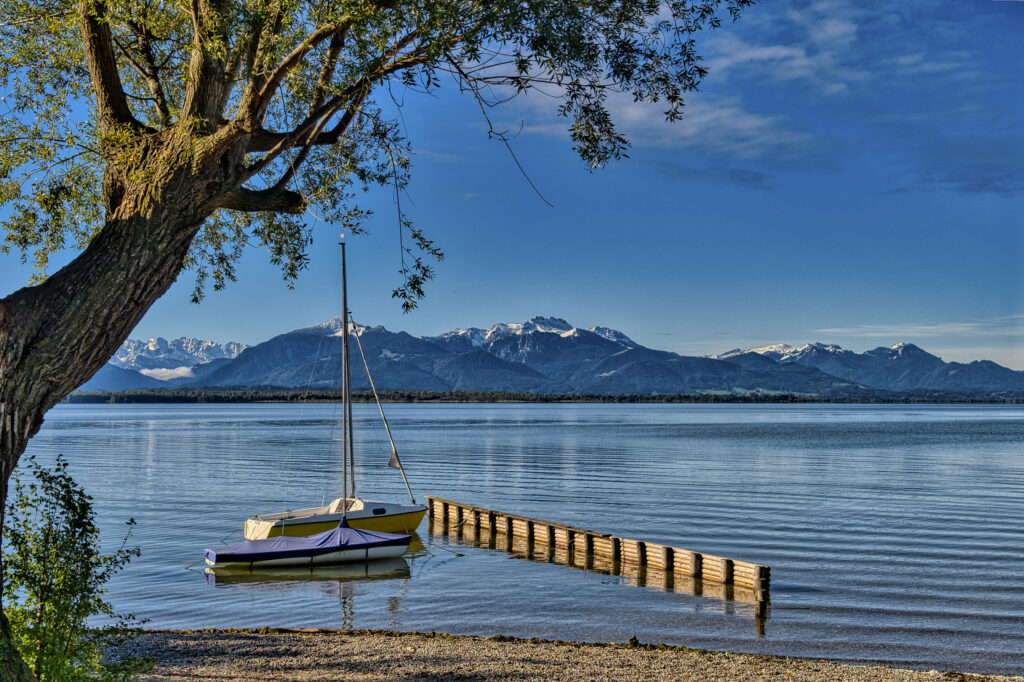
2;0;1023;368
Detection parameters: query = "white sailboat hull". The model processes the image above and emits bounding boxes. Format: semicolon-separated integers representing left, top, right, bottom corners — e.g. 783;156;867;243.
206;542;409;569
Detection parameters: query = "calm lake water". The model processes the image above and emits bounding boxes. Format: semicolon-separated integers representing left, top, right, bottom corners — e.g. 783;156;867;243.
20;403;1024;674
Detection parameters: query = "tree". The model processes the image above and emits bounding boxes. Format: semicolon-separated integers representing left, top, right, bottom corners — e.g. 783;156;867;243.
0;0;752;675
4;456;153;680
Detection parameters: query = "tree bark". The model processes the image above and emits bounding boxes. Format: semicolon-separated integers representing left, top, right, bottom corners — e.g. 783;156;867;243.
0;133;233;678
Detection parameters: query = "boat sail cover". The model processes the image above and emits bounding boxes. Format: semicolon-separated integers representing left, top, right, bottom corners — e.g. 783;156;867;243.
205;521;409;566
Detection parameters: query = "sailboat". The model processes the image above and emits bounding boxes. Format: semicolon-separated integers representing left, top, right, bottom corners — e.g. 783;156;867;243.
242;239;428;541
204;519;411;569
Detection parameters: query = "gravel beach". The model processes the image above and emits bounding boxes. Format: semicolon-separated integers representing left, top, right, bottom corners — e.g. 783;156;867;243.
128;629;1022;681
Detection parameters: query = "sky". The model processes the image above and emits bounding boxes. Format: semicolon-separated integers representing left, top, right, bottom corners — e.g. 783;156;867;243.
2;0;1023;368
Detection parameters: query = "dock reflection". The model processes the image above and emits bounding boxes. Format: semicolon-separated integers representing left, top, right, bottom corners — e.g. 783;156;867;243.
431;518;769;636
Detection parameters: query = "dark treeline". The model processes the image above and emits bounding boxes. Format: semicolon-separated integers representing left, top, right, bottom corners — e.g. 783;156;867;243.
65;388;1024;404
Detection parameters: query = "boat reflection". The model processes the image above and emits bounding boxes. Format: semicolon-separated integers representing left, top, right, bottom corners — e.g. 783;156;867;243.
205;556;411;586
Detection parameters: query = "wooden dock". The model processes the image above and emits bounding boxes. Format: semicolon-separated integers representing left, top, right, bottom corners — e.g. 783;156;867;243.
426;496;771;613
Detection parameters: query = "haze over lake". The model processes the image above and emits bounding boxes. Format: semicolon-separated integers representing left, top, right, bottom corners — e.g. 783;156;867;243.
24;403;1024;675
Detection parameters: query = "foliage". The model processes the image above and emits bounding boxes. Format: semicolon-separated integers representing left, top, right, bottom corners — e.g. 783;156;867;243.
0;0;753;309
2;455;153;681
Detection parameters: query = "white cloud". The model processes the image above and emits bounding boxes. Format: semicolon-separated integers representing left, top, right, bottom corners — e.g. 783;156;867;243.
415;149;461;163
139;367;195;381
513;91;817;159
706;32;865;93
816;314;1024;338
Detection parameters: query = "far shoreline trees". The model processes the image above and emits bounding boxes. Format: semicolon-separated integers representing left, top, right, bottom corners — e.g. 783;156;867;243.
63;388;1024;404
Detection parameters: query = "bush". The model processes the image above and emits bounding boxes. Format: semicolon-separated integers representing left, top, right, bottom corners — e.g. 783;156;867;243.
2;455;153;680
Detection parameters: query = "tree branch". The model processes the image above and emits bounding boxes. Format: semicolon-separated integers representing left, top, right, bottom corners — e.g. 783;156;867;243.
236;20;351;128
79;0;138;133
243;28;424;161
271;98;339;191
181;0;230;129
217;186;305;213
245;91;364;153
240;76;374;180
115;21;172;127
309;29;347;115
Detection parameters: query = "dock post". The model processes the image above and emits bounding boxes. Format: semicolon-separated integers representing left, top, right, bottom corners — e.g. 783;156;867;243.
662;546;674;572
424;498;770;602
754;566;771;601
721;558;734;584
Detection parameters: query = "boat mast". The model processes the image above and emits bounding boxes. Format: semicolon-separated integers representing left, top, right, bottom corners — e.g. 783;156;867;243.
339;236;356;501
350;312;417;505
340;238;351;515
344;252;356;501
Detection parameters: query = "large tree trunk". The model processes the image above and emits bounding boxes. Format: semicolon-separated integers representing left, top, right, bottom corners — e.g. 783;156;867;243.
0;137;221;677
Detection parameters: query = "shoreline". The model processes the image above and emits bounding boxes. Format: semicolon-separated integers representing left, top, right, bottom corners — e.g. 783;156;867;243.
65;388;1024;404
128;628;1023;681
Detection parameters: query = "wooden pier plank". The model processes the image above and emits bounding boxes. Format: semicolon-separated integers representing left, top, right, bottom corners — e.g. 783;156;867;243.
424;496;768;592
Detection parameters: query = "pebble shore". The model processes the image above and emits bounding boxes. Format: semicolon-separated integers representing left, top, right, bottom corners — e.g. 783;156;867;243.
127;629;1022;681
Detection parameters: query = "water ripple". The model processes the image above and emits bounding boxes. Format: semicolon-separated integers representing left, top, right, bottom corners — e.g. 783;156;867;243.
21;402;1024;675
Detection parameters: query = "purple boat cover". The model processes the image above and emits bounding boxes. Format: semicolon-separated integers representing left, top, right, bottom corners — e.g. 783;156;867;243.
205;522;410;565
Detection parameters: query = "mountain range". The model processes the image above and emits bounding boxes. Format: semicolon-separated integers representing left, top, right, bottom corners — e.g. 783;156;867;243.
78;316;1024;397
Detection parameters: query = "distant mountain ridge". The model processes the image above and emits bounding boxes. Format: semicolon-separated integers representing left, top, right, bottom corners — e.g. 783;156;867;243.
80;336;247;389
712;342;1024;393
112;337;247;372
80;318;1024;397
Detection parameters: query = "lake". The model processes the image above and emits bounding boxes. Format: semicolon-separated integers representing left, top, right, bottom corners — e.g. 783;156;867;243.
18;403;1024;674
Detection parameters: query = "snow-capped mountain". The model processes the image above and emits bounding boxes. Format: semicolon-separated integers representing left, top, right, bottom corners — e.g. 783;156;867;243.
587;326;636;348
714;342;847;363
713;341;1024;393
112;337;247;377
423;316;637;382
134;316;868;395
430;316;635;350
428;316;634;349
79;320;1024;396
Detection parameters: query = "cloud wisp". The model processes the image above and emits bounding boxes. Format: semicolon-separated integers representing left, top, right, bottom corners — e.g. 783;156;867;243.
649;161;772;190
817;314;1024;339
700;0;1024;196
513;91;820;161
139;367;195;381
